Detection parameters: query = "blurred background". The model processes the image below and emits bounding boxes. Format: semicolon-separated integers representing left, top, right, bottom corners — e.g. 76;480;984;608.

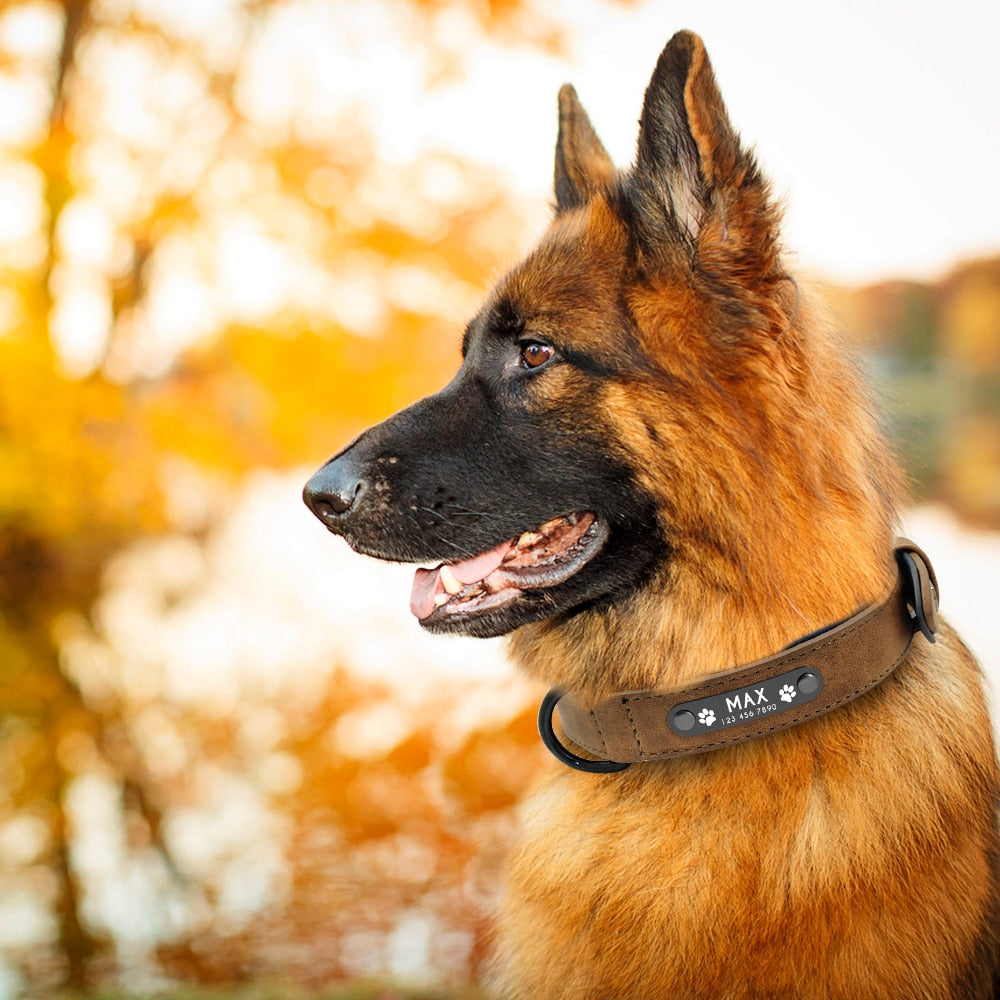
0;0;998;997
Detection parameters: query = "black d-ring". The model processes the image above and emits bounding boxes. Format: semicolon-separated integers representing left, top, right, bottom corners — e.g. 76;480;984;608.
537;689;631;774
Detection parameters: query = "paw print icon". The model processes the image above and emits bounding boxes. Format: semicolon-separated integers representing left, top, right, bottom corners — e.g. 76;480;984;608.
779;684;797;703
698;708;716;727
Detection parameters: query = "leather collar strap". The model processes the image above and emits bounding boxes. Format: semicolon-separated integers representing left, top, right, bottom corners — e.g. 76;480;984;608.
539;540;939;773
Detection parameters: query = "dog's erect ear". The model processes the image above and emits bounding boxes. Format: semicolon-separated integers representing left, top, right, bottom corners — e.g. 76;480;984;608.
554;84;616;214
630;31;772;267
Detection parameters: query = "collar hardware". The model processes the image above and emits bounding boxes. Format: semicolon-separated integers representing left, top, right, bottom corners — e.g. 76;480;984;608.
538;689;631;773
537;539;939;774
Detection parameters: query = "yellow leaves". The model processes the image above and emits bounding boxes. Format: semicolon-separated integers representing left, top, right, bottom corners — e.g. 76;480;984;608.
141;360;275;473
407;0;577;58
30;119;74;185
0;331;165;545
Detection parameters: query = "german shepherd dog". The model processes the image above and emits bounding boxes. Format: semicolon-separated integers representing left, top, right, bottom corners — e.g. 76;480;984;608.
304;30;1000;998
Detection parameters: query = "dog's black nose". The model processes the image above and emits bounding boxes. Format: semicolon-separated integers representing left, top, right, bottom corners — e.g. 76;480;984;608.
303;454;367;528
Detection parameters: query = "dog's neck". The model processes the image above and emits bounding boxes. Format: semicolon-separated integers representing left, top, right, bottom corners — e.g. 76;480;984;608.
508;523;899;701
539;540;936;771
507;282;905;699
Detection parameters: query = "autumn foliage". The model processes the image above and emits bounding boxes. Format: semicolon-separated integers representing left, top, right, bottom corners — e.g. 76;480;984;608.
0;0;548;992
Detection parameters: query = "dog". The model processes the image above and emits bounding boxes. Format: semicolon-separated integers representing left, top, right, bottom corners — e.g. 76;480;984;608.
304;29;1000;998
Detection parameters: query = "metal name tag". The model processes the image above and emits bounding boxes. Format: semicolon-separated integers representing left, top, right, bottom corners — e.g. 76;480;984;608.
668;668;824;737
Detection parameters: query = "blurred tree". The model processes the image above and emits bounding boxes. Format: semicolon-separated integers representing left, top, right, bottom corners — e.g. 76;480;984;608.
0;0;627;991
938;260;1000;522
830;278;938;363
941;260;1000;372
940;415;1000;525
896;283;937;366
822;258;1000;518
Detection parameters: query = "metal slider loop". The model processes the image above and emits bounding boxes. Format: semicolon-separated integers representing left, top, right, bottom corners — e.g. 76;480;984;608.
897;549;937;644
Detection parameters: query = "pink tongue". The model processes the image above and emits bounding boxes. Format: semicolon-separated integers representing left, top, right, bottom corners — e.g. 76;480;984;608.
449;541;513;583
409;538;513;620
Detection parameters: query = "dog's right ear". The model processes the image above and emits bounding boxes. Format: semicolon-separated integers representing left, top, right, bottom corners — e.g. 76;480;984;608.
554;84;615;214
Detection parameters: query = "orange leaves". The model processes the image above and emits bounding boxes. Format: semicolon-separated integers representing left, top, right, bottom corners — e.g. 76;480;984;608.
442;705;546;815
0;0;624;990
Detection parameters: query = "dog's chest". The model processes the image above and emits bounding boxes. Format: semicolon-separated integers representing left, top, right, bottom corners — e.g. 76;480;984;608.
497;761;811;996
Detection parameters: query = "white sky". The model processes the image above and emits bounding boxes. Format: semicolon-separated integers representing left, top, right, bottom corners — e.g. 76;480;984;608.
352;0;1000;284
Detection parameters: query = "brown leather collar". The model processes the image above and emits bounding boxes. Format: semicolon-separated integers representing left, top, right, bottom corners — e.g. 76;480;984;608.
538;539;939;773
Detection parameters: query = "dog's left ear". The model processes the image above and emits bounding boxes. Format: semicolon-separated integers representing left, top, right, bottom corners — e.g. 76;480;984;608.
554;84;616;214
629;31;775;272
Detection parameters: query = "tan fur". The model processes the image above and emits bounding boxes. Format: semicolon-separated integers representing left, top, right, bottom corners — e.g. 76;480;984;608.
500;629;999;998
492;31;1000;999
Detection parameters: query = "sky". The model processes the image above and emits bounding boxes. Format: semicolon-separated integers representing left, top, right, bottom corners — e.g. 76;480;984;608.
347;0;1000;284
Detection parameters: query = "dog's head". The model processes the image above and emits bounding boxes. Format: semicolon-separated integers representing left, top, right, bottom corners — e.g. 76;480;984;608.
301;216;663;637
304;31;894;644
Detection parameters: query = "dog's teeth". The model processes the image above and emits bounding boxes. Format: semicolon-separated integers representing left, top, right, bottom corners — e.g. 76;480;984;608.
517;531;543;547
434;592;450;607
440;565;463;594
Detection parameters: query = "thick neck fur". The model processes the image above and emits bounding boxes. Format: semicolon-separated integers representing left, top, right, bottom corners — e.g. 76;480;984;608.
508;280;903;702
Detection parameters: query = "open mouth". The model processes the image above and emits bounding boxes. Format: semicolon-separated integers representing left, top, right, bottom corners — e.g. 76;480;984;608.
409;512;608;626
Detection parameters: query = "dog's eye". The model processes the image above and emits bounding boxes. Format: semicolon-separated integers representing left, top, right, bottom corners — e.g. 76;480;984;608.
519;341;554;370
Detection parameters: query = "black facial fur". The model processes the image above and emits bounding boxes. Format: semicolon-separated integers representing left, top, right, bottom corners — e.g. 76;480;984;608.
304;305;664;637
